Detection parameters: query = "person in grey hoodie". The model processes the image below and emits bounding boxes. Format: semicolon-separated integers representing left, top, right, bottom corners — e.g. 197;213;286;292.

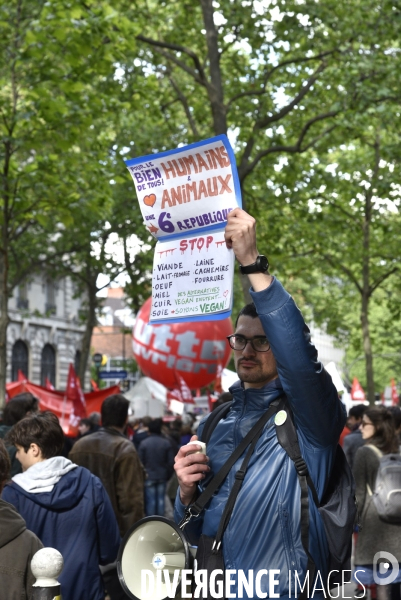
0;439;43;600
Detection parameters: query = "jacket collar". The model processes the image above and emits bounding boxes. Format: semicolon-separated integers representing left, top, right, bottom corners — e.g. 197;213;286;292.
229;377;284;412
101;426;128;439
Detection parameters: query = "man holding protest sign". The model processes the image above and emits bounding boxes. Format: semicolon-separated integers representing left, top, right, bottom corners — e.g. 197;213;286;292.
174;208;346;599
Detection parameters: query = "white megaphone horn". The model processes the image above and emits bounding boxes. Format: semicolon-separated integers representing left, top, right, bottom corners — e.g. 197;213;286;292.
117;516;196;600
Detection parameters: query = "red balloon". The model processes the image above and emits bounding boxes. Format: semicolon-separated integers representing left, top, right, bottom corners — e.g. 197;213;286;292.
133;298;234;389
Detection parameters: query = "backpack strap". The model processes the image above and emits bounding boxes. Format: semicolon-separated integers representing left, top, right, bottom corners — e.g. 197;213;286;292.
274;396;318;600
366;444;383;458
199;394;319;600
200;401;233;445
365;445;383;497
180;402;279;529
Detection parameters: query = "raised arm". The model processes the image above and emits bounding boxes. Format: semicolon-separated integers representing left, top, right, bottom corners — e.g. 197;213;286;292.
225;208;345;446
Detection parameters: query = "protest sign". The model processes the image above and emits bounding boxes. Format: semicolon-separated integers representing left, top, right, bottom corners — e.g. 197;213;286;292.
125;135;241;324
125;135;241;240
151;229;235;322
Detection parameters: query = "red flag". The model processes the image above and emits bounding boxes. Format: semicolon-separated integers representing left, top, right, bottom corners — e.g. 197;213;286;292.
17;370;26;382
45;378;55;391
207;389;219;412
175;372;195;404
66;364;87;426
351;378;365;401
391;379;399;406
90;379;99;392
167;388;183;408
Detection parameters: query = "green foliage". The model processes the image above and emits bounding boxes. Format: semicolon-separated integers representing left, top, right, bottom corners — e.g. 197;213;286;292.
0;0;400;400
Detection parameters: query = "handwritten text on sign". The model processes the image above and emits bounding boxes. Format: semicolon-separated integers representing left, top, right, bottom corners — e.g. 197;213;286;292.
151;230;234;322
126;137;240;239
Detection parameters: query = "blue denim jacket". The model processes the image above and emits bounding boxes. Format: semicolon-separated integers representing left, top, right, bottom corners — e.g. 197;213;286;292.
175;278;346;599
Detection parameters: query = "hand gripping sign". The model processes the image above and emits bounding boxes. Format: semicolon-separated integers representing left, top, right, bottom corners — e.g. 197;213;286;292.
125;135;242;324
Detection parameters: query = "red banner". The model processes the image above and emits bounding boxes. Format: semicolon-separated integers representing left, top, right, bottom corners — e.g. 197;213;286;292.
175;371;195;404
45;378;55;391
6;379;120;437
66;364;87;426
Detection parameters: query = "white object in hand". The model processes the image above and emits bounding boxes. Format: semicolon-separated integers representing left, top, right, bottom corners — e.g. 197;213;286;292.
186;441;207;455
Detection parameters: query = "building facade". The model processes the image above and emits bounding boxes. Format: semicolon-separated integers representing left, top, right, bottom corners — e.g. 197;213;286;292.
91;288;137;389
7;276;87;388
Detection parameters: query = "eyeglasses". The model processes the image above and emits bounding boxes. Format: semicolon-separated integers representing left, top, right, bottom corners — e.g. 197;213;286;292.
361;421;373;428
226;334;271;352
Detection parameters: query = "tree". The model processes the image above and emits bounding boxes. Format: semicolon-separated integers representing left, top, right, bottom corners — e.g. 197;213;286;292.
259;111;401;403
129;0;401;301
0;0;139;406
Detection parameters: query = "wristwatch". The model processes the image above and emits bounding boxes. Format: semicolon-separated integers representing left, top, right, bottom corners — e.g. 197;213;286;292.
239;255;269;274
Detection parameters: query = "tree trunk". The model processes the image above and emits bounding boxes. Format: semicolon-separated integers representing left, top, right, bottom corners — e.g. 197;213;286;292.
361;291;375;404
77;279;98;390
360;144;376;405
200;0;227;135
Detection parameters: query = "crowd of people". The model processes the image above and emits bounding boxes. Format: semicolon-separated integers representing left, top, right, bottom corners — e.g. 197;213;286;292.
0;390;204;600
340;404;401;600
0;208;400;600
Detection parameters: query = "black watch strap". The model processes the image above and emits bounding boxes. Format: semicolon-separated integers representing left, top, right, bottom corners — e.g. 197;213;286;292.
239;255;269;274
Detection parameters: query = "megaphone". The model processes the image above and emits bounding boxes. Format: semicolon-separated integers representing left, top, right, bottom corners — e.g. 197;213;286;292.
117;516;195;600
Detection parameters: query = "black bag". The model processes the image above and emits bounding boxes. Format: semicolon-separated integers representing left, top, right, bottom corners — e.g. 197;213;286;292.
195;535;225;598
200;396;357;594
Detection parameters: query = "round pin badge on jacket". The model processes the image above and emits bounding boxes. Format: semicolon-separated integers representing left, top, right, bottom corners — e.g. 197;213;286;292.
275;410;287;426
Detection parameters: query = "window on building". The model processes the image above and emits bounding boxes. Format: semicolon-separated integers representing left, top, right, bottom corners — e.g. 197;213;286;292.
75;349;81;375
45;280;56;314
11;340;28;381
41;344;56;387
17;282;29;310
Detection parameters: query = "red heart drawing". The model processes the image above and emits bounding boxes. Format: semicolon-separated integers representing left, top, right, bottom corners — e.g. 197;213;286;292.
223;290;229;297
143;194;156;207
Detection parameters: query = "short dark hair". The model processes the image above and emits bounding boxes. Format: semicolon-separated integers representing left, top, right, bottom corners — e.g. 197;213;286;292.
79;418;92;428
0;439;10;488
364;407;399;454
388;406;401;431
148;418;162;435
235;302;258;327
101;394;129;428
6;412;64;459
3;393;39;426
348;404;365;420
88;412;101;425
